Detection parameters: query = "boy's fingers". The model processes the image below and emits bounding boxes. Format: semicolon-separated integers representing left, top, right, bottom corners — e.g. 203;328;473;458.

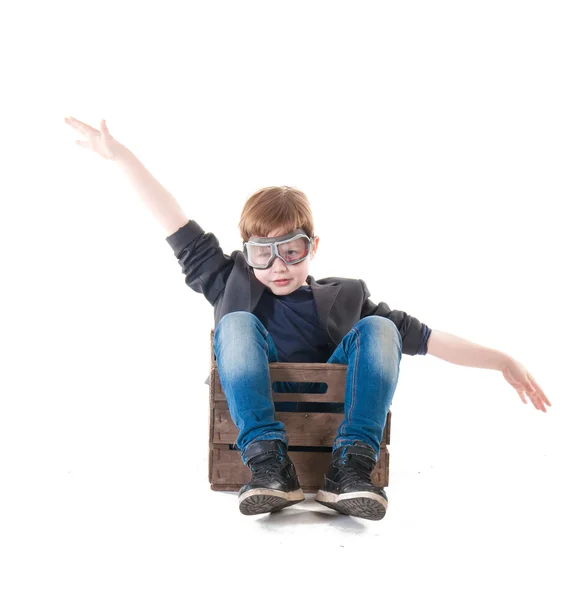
530;380;552;407
540;390;552;406
66;116;100;137
66;116;88;128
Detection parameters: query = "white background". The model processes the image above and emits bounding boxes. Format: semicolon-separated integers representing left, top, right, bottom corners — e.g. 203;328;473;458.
1;1;565;598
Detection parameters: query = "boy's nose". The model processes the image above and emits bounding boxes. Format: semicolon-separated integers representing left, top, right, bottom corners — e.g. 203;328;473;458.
271;257;291;274
272;256;288;268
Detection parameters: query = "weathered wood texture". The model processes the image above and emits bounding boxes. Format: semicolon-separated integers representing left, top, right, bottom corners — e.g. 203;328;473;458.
210;447;389;492
209;330;391;492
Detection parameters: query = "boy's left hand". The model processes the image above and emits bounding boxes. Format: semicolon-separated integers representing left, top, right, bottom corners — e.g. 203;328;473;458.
501;359;552;412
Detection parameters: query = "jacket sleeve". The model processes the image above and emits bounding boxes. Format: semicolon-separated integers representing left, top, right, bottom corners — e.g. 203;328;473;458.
359;279;429;356
165;220;235;307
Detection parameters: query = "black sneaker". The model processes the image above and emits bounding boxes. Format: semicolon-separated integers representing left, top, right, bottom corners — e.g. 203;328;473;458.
314;441;388;521
238;440;305;516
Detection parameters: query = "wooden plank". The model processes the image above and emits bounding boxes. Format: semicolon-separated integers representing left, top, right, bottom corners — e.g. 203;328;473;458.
214;392;345;404
211;408;390;444
214;410;342;446
268;363;348;387
210;447;389;492
208;359;216;484
213;409;390;447
212;366;347;403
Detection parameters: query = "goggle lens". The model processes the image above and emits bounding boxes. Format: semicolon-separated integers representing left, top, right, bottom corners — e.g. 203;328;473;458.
245;236;310;268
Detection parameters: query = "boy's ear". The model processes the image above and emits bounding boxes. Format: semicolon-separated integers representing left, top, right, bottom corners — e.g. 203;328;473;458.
311;236;320;256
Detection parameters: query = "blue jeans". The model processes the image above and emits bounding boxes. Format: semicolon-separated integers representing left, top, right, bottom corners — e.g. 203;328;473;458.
213;312;402;464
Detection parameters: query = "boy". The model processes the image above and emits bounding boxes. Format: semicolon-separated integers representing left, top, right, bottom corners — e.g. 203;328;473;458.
64;116;552;521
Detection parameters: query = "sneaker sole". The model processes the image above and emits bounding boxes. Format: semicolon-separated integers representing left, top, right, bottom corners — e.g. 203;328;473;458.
314;490;387;521
238;488;305;516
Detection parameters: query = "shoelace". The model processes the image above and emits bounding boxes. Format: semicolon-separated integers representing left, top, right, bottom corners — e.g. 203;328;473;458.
337;456;372;486
250;453;284;478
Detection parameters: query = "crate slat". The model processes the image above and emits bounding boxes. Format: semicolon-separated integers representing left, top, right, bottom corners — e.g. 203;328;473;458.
212;366;347;403
211;447;389;492
213;409;390;447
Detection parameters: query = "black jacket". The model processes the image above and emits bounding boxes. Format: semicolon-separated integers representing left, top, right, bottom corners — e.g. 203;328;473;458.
166;220;429;361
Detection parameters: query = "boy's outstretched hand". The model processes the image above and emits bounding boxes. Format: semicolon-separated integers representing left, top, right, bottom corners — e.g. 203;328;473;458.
64;117;127;161
501;359;552;412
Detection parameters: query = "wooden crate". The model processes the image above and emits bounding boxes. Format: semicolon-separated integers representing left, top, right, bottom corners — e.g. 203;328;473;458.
208;330;391;492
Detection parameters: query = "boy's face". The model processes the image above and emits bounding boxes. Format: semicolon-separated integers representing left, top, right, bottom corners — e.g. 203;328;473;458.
251;228;320;295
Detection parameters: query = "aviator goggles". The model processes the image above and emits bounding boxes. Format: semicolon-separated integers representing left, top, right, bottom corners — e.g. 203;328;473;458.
243;229;314;269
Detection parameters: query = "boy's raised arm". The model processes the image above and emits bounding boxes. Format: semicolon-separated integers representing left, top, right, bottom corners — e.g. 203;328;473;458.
64;117;189;236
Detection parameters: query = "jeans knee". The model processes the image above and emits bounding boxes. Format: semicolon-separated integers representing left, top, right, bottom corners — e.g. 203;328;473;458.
214;311;262;352
358;315;402;347
216;311;258;335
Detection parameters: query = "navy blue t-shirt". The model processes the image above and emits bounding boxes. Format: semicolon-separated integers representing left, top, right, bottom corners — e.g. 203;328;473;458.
253;285;331;362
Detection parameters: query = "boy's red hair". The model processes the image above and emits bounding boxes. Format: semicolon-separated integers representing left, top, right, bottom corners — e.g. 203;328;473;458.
238;186;315;243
